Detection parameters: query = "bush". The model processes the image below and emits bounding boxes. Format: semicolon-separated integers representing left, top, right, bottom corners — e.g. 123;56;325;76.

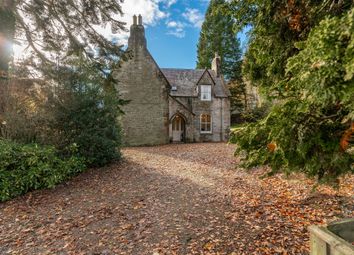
47;69;123;167
0;139;85;202
48;87;122;167
0;55;125;201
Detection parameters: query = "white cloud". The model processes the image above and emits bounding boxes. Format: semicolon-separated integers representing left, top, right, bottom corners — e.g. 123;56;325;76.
182;8;204;28
166;20;185;38
96;0;170;45
166;21;178;28
95;1;208;43
164;0;177;7
122;0;168;26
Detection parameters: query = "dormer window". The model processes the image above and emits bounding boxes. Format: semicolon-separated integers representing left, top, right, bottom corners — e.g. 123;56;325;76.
200;85;211;101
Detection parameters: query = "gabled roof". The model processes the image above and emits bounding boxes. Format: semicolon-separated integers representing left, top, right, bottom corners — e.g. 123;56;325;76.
160;68;231;98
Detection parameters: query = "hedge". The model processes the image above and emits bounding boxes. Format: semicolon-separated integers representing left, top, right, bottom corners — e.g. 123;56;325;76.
0;139;85;202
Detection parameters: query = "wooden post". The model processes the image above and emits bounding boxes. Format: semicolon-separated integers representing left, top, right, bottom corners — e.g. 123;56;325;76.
308;224;354;255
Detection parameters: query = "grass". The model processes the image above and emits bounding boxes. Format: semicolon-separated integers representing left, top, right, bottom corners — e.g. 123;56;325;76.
230;123;247;132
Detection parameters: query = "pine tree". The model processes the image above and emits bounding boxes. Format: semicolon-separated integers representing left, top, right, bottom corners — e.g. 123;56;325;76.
229;0;354;184
47;54;124;167
196;0;242;81
229;0;353;91
0;0;126;81
228;79;246;116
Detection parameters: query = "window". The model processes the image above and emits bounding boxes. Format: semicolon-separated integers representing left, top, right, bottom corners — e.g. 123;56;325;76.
172;116;181;131
200;85;211;101
200;114;212;133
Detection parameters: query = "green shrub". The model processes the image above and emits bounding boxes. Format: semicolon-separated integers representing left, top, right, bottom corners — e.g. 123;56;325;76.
0;139;85;201
47;67;123;167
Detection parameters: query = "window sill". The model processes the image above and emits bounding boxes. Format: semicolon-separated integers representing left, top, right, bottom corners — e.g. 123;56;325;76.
200;131;212;134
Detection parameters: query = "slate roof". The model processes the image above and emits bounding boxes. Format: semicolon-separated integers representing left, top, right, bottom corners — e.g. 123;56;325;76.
160;68;231;98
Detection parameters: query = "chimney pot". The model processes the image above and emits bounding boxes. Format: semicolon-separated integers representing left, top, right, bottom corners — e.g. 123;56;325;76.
133;15;137;25
138;15;143;25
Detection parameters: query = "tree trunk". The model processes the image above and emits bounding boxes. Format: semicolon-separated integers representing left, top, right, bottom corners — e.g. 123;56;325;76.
0;0;15;79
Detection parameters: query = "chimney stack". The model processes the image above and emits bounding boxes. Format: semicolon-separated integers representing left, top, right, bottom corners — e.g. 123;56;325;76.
128;14;147;49
212;52;221;77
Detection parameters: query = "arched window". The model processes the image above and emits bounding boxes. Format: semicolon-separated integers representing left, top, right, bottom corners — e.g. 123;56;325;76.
200;114;212;133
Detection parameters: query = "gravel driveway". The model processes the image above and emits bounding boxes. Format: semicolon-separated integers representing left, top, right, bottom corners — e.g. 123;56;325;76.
0;143;353;255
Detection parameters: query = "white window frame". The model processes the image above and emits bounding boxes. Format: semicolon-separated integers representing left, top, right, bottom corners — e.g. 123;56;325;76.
200;85;211;101
200;114;212;134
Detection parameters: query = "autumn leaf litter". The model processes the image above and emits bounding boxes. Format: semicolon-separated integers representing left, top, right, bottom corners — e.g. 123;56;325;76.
0;143;353;255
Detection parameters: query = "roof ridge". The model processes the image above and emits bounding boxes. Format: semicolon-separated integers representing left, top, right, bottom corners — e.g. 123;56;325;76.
160;68;205;71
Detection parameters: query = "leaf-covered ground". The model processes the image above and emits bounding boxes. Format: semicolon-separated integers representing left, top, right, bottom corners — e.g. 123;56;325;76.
0;143;353;255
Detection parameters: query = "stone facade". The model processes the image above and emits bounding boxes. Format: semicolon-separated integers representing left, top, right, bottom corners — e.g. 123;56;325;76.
113;16;169;146
114;15;231;146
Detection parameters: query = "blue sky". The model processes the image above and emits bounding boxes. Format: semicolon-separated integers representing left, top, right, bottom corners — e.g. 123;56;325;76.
115;0;248;69
146;0;210;69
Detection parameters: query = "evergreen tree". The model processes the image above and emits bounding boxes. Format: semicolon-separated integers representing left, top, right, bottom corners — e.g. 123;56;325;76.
0;0;125;82
196;0;242;81
228;79;246;115
48;56;124;167
229;0;353;92
230;1;354;184
0;1;127;168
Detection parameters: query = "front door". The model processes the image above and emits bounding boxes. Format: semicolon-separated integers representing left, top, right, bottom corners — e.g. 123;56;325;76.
172;115;185;142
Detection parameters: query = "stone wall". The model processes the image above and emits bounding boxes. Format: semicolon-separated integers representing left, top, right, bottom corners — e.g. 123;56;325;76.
170;96;230;143
169;70;231;143
191;97;230;142
113;21;169;146
169;97;195;142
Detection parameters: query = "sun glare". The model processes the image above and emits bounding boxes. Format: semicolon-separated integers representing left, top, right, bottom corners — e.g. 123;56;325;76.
12;43;27;60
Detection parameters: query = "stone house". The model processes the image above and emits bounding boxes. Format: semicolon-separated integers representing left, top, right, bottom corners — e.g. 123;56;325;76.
114;15;231;146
